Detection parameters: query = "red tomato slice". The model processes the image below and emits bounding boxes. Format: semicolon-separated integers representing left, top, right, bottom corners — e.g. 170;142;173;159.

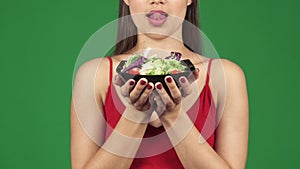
170;70;181;74
128;68;140;75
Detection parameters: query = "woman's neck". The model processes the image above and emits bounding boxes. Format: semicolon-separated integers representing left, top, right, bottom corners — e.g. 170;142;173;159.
123;28;203;63
129;27;190;55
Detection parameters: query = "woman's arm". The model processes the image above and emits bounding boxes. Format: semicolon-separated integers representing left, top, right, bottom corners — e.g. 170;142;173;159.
70;58;153;169
71;102;149;169
158;59;249;169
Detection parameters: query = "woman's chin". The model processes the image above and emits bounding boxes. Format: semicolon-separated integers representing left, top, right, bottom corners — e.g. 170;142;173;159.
144;32;170;40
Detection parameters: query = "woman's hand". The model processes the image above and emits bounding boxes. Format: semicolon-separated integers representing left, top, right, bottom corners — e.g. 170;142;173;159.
114;75;155;122
154;68;200;119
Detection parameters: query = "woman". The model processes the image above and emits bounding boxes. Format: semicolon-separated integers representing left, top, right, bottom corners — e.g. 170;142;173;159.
71;0;248;168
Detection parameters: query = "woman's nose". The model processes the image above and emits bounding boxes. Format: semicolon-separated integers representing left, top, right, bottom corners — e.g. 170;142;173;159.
150;0;166;5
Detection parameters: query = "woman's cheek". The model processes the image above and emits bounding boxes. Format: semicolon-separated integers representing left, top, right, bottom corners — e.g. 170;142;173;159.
128;1;148;14
169;3;188;19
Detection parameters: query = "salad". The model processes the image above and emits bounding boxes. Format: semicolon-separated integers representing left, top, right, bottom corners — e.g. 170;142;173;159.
122;48;187;75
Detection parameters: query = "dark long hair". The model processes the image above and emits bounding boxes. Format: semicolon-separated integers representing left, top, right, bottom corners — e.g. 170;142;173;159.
114;0;201;55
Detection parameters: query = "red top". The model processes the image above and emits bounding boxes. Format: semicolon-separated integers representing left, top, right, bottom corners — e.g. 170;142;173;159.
104;57;216;169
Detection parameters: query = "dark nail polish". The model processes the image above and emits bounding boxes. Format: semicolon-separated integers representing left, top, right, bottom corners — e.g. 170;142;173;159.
166;77;172;83
140;80;146;85
129;81;135;86
156;84;162;90
147;84;152;89
180;78;186;83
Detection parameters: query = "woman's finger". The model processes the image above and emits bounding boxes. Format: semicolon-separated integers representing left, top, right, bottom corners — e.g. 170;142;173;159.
187;68;199;83
139;101;153;112
133;82;154;110
179;76;192;97
153;91;166;116
148;92;155;105
114;74;126;86
155;82;177;110
120;79;136;97
129;78;148;104
164;76;182;105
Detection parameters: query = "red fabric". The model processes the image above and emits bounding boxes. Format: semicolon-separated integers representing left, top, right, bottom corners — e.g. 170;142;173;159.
104;57;216;169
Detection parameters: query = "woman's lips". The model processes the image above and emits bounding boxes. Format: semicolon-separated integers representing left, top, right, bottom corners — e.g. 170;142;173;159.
146;10;168;27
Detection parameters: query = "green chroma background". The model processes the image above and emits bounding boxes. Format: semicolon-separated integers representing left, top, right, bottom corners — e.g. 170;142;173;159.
0;0;299;168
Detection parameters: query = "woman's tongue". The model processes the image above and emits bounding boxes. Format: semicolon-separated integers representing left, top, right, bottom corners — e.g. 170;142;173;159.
148;12;167;26
149;13;166;20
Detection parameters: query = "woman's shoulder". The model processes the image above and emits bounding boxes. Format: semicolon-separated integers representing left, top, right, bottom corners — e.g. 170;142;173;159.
191;53;245;74
77;58;107;75
76;54;130;81
212;58;246;82
78;56;128;75
110;53;131;61
209;58;247;108
75;57;112;104
208;58;246;91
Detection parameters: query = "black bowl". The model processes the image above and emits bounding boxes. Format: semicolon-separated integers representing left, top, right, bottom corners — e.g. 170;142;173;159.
116;59;195;97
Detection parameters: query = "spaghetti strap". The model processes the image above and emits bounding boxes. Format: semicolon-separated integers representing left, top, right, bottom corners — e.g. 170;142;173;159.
205;58;214;85
107;57;113;83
